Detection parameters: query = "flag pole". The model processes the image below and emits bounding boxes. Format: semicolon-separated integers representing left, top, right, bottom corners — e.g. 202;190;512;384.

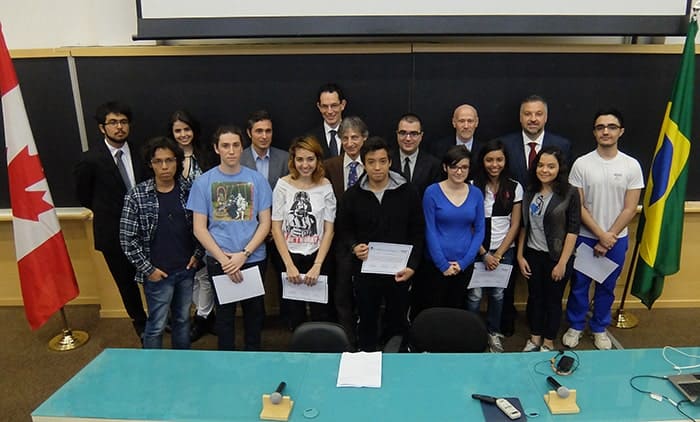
48;307;89;351
613;231;641;328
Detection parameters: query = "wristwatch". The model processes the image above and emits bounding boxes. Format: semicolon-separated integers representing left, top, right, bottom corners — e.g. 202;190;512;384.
242;248;252;258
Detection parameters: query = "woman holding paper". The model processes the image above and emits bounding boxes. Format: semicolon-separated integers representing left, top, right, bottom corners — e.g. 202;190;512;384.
422;145;485;311
517;146;580;352
470;139;522;353
271;136;336;330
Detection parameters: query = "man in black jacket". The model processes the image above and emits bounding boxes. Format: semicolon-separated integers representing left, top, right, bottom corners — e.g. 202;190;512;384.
74;101;147;338
336;137;425;351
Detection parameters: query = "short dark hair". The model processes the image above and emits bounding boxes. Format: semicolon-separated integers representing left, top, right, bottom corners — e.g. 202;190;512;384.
397;112;422;130
527;145;570;196
593;107;624;128
143;136;184;178
212;125;244;147
360;136;390;162
95;101;132;124
317;83;345;102
442;145;471;168
521;94;548;108
246;110;273;132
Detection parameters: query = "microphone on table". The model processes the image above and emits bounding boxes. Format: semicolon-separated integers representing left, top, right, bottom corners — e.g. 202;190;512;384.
270;381;287;404
546;376;570;398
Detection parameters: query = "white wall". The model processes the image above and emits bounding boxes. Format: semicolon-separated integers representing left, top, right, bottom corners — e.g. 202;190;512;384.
0;0;152;49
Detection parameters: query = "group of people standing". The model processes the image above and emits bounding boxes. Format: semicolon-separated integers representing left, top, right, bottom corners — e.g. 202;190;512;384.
74;85;643;354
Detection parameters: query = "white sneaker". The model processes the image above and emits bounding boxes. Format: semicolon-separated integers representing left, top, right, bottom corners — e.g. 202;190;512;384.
562;328;582;348
593;331;612;350
540;344;553;352
522;339;540;352
488;333;504;353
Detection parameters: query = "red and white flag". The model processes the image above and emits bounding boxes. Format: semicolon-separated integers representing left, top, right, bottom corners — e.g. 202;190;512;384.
1;25;79;329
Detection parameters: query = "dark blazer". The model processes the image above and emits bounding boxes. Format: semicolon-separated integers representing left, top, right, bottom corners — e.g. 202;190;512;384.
308;124;342;159
390;149;441;198
501;131;572;188
522;185;581;261
240;146;289;190
428;136;482;162
323;155;345;202
74;140;145;251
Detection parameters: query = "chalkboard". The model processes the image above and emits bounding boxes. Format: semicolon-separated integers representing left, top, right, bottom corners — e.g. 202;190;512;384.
1;48;699;208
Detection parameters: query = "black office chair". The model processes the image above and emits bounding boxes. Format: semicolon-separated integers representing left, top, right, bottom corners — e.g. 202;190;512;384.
288;322;353;352
385;307;488;353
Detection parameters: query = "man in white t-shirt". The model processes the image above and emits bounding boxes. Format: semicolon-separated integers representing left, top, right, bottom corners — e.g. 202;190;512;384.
563;108;644;350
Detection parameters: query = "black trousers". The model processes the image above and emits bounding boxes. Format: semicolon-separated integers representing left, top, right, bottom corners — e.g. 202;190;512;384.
354;273;410;351
101;248;147;335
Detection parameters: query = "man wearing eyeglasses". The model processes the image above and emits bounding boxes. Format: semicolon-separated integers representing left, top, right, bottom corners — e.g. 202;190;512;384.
429;103;482;161
309;83;347;158
120;137;204;349
501;95;572;187
74;101;148;339
562;108;643;350
390;113;441;199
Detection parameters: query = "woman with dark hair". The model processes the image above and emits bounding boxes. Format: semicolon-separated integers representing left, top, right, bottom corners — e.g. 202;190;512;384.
422;145;485;310
517;146;580;352
168;110;214;341
271;136;336;329
470;139;522;352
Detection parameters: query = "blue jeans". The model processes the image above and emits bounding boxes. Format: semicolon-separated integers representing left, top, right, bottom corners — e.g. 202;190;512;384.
142;268;194;349
466;248;513;334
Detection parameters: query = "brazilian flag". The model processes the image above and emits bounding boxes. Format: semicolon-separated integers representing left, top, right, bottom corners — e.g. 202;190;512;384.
631;19;696;308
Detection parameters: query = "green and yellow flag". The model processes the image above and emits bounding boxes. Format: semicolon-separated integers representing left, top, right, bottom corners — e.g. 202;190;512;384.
631;19;696;308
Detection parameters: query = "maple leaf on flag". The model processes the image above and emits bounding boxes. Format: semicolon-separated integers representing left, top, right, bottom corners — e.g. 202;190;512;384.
8;146;53;221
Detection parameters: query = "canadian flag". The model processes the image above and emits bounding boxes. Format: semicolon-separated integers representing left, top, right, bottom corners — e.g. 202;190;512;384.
1;26;79;329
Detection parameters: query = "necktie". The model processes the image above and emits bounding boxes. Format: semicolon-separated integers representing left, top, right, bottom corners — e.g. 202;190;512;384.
115;150;132;189
527;142;538;170
348;161;358;188
328;130;338;157
403;157;411;182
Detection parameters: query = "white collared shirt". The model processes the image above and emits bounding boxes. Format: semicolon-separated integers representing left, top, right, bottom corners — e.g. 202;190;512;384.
399;150;419;180
456;137;474;152
323;121;341;155
104;139;135;187
522;130;545;169
342;153;364;191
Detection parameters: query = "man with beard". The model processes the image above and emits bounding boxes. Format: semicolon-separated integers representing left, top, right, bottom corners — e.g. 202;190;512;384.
74;101;147;338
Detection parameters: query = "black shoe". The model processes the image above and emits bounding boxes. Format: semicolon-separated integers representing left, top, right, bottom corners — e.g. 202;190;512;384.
501;320;515;337
206;312;217;336
190;315;208;342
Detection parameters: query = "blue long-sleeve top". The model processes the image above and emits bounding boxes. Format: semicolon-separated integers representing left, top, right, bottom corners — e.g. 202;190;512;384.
422;183;485;272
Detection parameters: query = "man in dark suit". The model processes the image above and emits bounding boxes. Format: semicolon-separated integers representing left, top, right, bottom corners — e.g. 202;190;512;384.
390;113;441;198
323;116;367;345
428;103;481;160
308;83;346;159
240;110;289;189
74;101;147;337
500;94;572;188
499;94;572;337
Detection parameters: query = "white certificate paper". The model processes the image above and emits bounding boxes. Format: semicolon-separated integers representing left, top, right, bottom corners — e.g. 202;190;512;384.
467;262;513;289
281;272;329;304
336;351;382;388
211;266;265;304
573;242;619;284
360;242;413;275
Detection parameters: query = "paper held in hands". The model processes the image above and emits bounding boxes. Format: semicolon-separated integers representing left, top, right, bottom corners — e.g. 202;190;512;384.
211;266;265;305
468;262;513;289
281;272;329;304
360;242;413;275
336;351;382;388
573;242;619;283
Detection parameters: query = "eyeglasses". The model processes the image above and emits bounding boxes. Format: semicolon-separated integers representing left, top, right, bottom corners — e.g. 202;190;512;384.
319;103;342;111
104;119;130;127
397;130;423;138
151;158;177;166
594;124;621;132
448;164;469;172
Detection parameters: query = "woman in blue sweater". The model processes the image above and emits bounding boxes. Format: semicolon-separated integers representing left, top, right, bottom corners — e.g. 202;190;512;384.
422;145;485;309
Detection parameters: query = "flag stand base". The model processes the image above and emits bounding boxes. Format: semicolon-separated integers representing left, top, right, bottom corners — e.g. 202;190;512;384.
48;329;89;351
613;309;638;329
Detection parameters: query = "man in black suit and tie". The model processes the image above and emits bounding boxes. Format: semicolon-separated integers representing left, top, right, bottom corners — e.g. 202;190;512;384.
499;94;572;337
74;101;147;337
309;83;346;159
390;113;441;198
428;103;481;160
500;95;572;187
240;110;289;189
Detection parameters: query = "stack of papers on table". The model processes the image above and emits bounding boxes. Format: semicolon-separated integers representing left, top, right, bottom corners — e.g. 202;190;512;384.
336;352;382;388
